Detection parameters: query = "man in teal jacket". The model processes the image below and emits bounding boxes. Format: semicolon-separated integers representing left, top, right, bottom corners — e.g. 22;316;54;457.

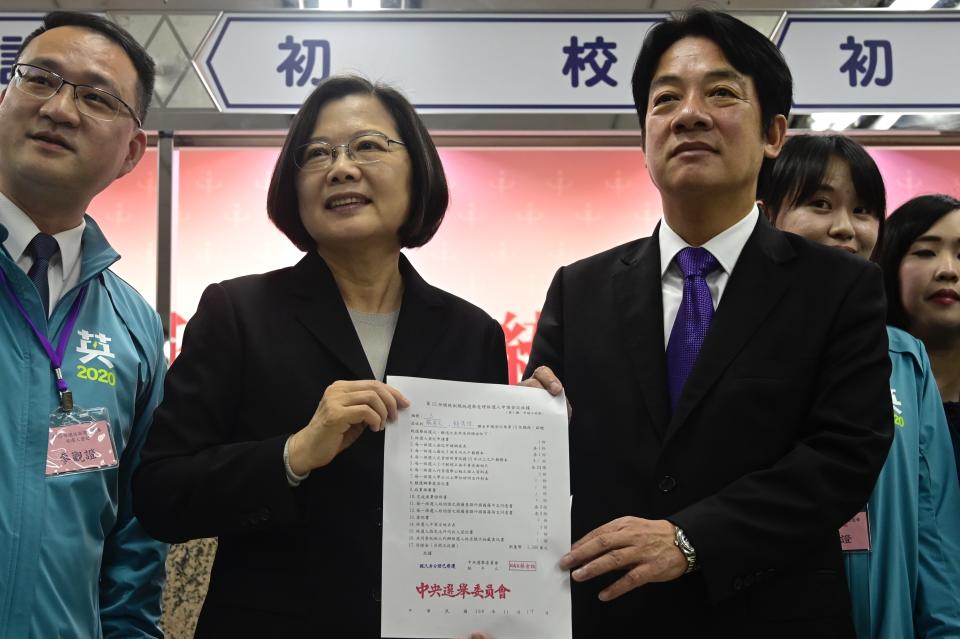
844;326;960;638
0;11;166;638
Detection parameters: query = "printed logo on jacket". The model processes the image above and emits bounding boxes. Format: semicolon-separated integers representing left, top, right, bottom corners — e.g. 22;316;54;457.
75;329;117;386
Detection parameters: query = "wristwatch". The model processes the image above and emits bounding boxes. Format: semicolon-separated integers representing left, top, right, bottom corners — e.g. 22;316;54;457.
673;525;698;574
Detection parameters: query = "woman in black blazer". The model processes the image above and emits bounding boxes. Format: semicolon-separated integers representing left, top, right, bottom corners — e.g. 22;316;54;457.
133;75;508;638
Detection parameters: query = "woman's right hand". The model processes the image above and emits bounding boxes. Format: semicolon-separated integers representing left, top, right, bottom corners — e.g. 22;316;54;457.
287;380;409;474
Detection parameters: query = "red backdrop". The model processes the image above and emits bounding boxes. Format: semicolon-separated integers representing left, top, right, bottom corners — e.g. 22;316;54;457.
89;146;960;382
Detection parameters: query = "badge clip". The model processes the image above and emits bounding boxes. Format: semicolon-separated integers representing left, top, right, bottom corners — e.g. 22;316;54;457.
53;367;73;411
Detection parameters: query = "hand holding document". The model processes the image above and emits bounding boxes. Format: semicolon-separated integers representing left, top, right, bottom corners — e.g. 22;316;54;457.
381;377;572;639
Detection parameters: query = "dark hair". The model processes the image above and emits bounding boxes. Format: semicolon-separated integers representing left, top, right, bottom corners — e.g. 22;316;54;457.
760;134;886;260
880;194;960;329
17;11;156;121
631;9;792;190
267;75;448;251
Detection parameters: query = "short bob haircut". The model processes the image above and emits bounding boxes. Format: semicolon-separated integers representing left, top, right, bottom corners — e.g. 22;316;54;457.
631;9;792;192
760;134;887;260
17;11;156;122
880;194;960;330
267;75;448;251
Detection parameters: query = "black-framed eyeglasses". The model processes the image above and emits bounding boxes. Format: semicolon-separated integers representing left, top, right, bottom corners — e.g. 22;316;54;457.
295;132;406;172
10;63;142;128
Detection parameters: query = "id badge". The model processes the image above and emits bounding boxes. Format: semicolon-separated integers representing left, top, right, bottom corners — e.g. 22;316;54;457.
46;406;118;477
839;509;871;552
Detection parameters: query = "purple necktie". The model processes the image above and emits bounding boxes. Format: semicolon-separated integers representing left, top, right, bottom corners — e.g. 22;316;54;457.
27;233;59;317
666;247;720;411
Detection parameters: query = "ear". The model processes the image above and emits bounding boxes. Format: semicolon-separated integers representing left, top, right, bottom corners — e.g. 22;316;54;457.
763;114;788;160
116;127;147;180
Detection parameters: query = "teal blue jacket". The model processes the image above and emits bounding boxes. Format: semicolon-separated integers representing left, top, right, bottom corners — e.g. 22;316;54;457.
0;217;167;638
845;327;960;638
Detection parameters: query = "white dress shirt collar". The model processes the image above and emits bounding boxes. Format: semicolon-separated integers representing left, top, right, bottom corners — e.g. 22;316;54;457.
658;204;760;278
0;191;85;273
0;191;86;312
657;205;761;348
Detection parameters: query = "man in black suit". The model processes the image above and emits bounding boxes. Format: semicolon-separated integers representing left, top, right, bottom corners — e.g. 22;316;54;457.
524;10;892;636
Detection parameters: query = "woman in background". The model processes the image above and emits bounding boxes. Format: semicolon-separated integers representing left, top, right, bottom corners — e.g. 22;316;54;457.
761;134;960;639
133;75;506;638
882;194;960;477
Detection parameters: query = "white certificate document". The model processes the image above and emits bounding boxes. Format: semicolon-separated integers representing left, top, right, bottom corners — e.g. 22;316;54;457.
381;376;572;639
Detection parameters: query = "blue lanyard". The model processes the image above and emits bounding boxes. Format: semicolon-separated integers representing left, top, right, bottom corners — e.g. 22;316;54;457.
0;267;88;410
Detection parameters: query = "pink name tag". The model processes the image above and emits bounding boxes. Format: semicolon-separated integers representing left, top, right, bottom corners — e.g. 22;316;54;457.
46;420;118;476
839;510;871;552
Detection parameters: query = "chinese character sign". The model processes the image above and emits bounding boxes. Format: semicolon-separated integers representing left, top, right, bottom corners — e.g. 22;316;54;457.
416;582;512;600
561;36;618;88
276;35;329;87
198;14;661;112
839;36;892;87
777;15;960;109
0;17;43;90
1;34;23;85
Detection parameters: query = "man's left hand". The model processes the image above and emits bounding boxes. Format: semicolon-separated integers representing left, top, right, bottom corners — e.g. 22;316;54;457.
520;365;572;420
559;517;687;601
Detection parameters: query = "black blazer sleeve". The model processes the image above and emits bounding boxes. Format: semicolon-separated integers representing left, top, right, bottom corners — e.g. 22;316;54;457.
524;268;565;383
133;282;301;543
483;319;510;386
671;261;893;601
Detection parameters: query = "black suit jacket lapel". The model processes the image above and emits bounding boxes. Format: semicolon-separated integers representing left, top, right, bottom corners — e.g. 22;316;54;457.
384;254;448;379
665;217;797;443
613;233;671;440
288;251;374;380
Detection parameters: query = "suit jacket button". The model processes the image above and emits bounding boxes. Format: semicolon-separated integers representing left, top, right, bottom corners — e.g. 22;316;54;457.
372;589;382;602
733;577;743;592
658;476;677;493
